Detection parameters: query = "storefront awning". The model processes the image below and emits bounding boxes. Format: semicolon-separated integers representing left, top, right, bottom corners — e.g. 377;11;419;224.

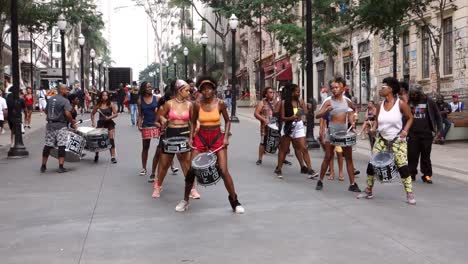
275;65;293;81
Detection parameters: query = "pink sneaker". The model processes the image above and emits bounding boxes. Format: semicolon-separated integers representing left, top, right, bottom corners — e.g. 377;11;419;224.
189;188;201;199
406;192;416;205
152;186;162;198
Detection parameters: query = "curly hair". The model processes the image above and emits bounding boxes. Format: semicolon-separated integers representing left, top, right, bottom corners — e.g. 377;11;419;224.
282;83;299;136
382;77;400;96
96;91;111;107
196;75;217;90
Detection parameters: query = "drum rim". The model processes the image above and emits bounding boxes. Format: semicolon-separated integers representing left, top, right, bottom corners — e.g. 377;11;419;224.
370;152;396;167
192;153;217;169
331;131;357;137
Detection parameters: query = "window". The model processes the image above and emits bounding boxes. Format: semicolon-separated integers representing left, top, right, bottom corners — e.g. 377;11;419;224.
403;31;410;75
55;44;60;53
443;17;453;75
421;27;430;79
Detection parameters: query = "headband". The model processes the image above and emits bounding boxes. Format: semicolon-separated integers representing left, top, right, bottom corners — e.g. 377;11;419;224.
199;80;216;89
175;79;189;90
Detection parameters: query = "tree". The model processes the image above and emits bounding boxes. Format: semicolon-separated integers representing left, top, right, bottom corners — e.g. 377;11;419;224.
353;0;410;78
409;0;457;93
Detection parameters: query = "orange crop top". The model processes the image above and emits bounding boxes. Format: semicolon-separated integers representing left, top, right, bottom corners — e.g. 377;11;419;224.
199;105;221;126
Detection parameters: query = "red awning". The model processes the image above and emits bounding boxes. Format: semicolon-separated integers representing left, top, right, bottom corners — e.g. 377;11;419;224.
276;65;293;81
263;64;275;72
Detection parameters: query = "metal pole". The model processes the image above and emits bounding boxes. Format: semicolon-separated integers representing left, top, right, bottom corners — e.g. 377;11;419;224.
259;11;262;92
230;29;239;123
202;44;207;74
103;66;106;91
166;66;169;80
80;46;84;92
91;58;95;87
174;63;177;79
98;63;101;91
305;0;319;148
30;31;34;90
50;29;53;67
8;0;28;158
184;55;188;79
60;30;66;84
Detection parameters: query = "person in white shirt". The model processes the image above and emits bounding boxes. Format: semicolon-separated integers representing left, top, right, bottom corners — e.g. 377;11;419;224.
37;86;47;115
0;89;7;134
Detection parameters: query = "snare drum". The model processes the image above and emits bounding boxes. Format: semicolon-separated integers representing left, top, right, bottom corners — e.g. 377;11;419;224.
77;127;111;152
50;131;85;162
265;125;280;154
330;131;357;147
163;136;190;153
370;152;399;183
141;126;161;139
192;152;221;186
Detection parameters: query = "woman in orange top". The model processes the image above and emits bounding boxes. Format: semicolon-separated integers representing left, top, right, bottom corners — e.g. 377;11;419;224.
174;76;245;214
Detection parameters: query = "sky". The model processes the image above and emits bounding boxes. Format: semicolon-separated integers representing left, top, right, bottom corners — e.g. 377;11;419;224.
100;0;203;81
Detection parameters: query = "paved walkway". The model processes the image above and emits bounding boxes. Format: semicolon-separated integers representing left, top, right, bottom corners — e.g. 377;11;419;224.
1;111;468;264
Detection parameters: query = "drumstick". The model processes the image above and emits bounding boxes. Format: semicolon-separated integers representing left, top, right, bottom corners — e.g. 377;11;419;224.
179;130;191;135
347;125;354;133
208;145;225;156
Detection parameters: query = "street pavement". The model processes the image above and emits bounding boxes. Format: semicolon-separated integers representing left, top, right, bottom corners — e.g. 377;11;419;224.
1;108;468;264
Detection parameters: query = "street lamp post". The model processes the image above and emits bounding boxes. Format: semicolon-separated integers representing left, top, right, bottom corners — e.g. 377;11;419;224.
78;33;85;93
201;33;208;74
165;60;169;80
156;68;160;88
229;14;239;123
173;57;178;79
305;0;319;148
57;13;67;84
183;47;189;80
149;71;154;87
7;0;28;158
96;57;102;91
90;49;96;87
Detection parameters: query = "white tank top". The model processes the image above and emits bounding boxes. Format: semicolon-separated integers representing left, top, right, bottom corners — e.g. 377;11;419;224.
378;98;402;140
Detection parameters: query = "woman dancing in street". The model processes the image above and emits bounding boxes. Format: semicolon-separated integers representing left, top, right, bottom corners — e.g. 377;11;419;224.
91;91;119;163
24;87;34;128
175;76;245;213
357;77;416;204
274;83;318;179
152;80;200;199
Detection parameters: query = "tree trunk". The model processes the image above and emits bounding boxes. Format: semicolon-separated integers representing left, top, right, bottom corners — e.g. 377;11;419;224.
434;47;441;94
221;37;228;84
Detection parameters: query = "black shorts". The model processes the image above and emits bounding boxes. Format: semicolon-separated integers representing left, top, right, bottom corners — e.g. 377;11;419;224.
0;120;4;127
161;126;190;154
26;105;33;111
8;120;15;133
97;120;116;130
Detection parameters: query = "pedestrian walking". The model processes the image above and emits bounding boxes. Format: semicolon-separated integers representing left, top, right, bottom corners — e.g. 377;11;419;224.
6;91;25;146
0;89;7;135
357;77;416;205
37;86;47;115
274;83;318;179
129;83;139;126
40;84;77;173
91;91;119;163
175;76;244;213
224;84;232;113
24;87;34;129
315;77;361;192
407;84;442;184
116;83;126;113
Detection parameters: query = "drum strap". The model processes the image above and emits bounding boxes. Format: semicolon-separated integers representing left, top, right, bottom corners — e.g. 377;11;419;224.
198;132;222;149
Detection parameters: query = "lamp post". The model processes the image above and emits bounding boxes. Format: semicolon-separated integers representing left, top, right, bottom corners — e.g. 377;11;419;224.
156;68;160;88
78;33;85;92
103;62;107;91
229;14;239;123
173;56;178;79
305;0;319;148
57;13;67;84
96;57;102;91
7;0;28;158
90;48;96;87
183;47;189;80
200;33;208;74
149;71;155;87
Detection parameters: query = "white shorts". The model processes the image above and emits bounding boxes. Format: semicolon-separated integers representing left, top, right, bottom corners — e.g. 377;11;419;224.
38;98;47;110
281;120;306;139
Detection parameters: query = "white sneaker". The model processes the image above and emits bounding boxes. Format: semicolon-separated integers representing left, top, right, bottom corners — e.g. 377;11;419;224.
235;205;245;214
175;200;189;212
139;168;146;176
189;188;201;199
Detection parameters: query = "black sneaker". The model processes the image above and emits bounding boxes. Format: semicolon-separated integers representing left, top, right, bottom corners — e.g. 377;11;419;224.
325;170;331;176
40;165;46;173
274;167;283;179
411;174;416;181
111;157;117;164
57;167;68;173
256;159;262;165
94;154;99;163
307;169;319;179
284;159;292;166
148;174;155;183
354;169;360;176
422;175;433;184
348;183;361;193
301;166;308;174
316;180;323;191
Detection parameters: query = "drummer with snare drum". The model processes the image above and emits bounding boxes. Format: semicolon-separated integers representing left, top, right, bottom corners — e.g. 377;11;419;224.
357;77;416;205
254;86;279;165
315;77;361;193
40;84;77;174
174;76;245;214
